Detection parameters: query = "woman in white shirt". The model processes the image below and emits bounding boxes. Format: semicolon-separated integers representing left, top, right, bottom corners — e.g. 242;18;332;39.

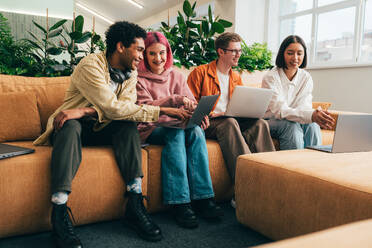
262;35;334;150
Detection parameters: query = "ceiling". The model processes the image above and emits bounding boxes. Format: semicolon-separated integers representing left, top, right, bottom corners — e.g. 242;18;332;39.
76;0;183;23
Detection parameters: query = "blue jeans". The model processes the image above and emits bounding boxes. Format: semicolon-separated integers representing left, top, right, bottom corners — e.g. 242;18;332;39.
147;126;214;204
267;119;322;150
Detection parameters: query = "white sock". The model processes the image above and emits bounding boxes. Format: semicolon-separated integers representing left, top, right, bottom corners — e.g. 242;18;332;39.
51;191;68;205
126;177;142;194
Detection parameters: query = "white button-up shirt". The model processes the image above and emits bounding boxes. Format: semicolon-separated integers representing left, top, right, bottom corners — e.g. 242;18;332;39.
262;66;314;124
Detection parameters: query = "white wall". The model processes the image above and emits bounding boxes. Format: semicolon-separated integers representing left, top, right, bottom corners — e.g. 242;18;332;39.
214;0;236;33
0;0;108;40
309;66;372;113
0;0;73;19
235;0;266;44
137;0;213;29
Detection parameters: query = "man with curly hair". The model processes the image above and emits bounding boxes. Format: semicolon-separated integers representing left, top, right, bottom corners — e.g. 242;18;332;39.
34;21;188;247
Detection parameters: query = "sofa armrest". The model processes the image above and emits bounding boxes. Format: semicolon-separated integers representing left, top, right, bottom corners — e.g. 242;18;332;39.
312;102;332;110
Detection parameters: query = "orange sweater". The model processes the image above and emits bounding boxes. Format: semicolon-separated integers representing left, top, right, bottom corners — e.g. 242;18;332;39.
187;60;243;111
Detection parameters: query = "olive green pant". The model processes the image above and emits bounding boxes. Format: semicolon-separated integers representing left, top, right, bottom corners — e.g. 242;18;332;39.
205;117;275;181
50;119;143;194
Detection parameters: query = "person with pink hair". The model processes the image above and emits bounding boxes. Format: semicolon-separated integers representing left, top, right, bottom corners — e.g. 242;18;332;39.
136;32;223;229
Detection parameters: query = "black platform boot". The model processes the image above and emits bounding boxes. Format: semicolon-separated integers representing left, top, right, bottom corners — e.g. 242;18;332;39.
172;203;198;228
193;198;224;219
51;203;83;248
124;192;162;242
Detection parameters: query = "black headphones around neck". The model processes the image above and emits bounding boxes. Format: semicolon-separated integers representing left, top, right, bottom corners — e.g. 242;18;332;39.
108;64;131;83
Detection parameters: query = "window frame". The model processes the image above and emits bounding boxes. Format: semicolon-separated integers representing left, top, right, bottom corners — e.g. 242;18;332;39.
268;0;372;68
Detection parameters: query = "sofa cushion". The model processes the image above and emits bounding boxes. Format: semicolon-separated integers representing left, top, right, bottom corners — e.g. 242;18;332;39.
0;141;148;238
235;149;372;240
0;91;41;142
0;75;70;131
252;218;372;248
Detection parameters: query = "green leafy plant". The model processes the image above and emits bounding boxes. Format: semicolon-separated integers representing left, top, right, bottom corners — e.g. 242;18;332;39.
237;41;273;73
89;32;106;54
25;18;67;76
0;13;38;76
59;15;92;72
59;15;105;74
160;0;232;68
23;15;105;76
159;0;273;72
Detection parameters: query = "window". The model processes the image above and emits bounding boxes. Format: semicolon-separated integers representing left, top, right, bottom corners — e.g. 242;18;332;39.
361;0;372;61
279;14;312;47
316;7;355;62
279;0;313;15
318;0;344;7
268;0;372;67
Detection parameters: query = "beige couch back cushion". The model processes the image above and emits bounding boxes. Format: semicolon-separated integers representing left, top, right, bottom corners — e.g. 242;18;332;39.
0;91;41;142
0;75;70;131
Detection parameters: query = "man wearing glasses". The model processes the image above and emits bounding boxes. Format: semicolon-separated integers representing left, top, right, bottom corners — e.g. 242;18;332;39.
187;32;275;206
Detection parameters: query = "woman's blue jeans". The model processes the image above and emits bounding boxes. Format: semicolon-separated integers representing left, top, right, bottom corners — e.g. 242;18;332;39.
267;119;322;150
147;126;214;205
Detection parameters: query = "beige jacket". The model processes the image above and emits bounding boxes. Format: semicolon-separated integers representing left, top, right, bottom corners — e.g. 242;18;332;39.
34;52;160;145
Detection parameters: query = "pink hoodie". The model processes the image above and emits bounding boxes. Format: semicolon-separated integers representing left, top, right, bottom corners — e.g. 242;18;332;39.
136;67;196;142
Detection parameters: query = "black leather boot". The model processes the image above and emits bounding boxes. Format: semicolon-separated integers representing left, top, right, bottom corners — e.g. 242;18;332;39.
51;203;83;248
172;203;198;229
193;198;224;219
124;192;162;242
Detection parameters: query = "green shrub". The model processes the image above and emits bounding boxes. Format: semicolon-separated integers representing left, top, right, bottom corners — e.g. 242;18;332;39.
237;41;273;73
0;13;38;76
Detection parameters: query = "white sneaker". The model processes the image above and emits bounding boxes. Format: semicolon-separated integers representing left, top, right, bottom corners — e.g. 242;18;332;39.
230;197;236;208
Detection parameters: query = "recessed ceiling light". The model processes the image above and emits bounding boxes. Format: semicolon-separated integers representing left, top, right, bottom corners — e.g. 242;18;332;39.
128;0;144;9
76;2;114;24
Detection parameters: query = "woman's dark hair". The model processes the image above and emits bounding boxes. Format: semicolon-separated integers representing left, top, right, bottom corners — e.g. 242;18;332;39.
105;21;147;56
275;35;307;69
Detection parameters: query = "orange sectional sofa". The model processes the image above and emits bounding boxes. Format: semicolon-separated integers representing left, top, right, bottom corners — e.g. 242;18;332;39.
235;149;372;243
0;74;334;238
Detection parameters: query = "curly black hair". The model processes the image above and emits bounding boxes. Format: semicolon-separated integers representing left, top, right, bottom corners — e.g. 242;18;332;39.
105;21;147;56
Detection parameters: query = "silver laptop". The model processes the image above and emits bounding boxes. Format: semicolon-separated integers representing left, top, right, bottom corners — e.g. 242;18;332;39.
161;95;219;129
307;114;372;153
0;143;35;159
225;86;273;118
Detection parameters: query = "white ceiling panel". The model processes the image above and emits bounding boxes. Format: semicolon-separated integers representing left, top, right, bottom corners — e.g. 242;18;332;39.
76;0;183;23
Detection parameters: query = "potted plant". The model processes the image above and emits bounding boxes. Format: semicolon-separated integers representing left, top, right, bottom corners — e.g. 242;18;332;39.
159;0;273;85
237;41;273;87
23;14;105;77
160;0;232;69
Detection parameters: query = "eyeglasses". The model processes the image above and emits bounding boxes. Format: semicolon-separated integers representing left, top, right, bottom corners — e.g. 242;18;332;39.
223;48;242;55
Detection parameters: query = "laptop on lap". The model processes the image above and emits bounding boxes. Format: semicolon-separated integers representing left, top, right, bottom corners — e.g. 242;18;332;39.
307;114;372;153
0;143;35;159
224;86;273;118
161;95;219;129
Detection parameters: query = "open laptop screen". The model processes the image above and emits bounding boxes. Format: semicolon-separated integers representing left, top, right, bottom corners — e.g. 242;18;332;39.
307;114;372;153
